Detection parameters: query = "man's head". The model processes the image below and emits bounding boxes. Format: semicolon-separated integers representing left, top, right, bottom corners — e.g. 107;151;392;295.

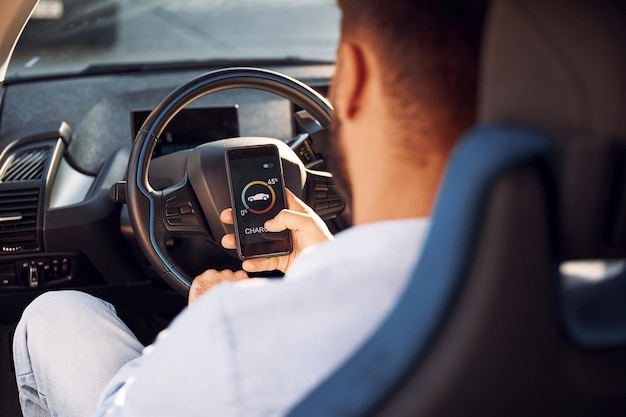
329;0;485;224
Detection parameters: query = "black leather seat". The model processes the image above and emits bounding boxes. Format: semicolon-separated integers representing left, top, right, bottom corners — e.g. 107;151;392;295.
288;0;626;415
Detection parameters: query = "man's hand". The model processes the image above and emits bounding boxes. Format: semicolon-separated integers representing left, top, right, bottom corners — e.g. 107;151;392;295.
221;189;333;274
188;190;332;305
189;269;248;305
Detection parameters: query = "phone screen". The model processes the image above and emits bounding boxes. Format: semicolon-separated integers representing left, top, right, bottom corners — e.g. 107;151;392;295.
226;144;292;260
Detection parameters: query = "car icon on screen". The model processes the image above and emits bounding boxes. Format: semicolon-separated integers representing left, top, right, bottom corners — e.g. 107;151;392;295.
248;193;270;202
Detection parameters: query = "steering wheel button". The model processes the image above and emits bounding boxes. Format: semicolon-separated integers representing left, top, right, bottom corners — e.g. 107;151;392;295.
167;218;183;226
329;200;342;208
315;179;328;188
315;190;328;199
328;186;341;197
179;204;193;215
315;201;330;210
165;206;179;217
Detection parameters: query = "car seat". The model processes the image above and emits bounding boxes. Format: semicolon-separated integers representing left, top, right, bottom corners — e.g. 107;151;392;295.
287;0;626;415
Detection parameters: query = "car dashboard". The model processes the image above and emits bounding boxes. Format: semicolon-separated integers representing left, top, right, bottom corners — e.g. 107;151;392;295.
0;64;342;319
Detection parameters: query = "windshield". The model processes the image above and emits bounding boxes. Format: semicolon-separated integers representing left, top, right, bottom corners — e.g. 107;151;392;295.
7;0;340;80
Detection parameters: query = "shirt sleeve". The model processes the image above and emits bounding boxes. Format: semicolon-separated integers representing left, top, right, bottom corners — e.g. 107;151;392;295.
91;285;241;417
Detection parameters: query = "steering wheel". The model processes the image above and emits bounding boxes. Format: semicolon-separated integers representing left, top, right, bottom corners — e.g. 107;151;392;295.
126;67;342;295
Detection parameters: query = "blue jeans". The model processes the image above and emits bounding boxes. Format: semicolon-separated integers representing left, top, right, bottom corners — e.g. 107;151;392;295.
13;291;144;417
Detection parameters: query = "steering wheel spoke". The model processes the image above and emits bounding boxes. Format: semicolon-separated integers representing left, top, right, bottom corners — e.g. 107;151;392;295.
159;179;212;241
305;169;346;220
286;110;330;170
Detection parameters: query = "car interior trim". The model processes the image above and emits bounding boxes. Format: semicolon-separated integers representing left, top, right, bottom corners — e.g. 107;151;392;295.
47;158;94;209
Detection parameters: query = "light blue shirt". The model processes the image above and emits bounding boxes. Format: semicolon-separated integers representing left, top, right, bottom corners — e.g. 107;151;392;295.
94;218;430;417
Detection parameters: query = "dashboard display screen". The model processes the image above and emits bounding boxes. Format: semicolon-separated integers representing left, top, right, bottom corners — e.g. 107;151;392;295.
131;106;240;156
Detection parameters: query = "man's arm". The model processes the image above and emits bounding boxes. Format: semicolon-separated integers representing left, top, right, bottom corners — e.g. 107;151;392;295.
92;288;241;416
190;189;332;304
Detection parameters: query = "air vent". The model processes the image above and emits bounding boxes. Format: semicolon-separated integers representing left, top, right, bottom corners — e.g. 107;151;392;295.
0;147;50;183
0;189;39;247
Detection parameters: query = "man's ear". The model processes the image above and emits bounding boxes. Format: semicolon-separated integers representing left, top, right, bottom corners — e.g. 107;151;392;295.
333;42;367;121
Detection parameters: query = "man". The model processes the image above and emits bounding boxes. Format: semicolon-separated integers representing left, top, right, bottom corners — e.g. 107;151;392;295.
13;0;483;416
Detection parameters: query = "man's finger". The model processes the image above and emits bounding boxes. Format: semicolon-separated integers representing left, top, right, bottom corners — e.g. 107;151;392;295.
220;208;234;225
264;209;312;233
285;189;312;214
242;257;284;273
226;270;249;282
189;269;219;305
189;269;248;305
221;233;237;250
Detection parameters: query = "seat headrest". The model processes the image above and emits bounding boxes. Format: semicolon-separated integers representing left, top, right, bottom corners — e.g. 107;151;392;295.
479;0;626;140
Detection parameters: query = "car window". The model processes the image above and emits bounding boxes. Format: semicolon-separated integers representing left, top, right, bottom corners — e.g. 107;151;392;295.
8;0;340;80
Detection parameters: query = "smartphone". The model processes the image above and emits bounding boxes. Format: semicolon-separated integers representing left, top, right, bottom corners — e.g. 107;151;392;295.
225;144;293;260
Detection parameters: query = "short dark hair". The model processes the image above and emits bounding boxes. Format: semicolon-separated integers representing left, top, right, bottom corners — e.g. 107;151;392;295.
336;0;485;152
